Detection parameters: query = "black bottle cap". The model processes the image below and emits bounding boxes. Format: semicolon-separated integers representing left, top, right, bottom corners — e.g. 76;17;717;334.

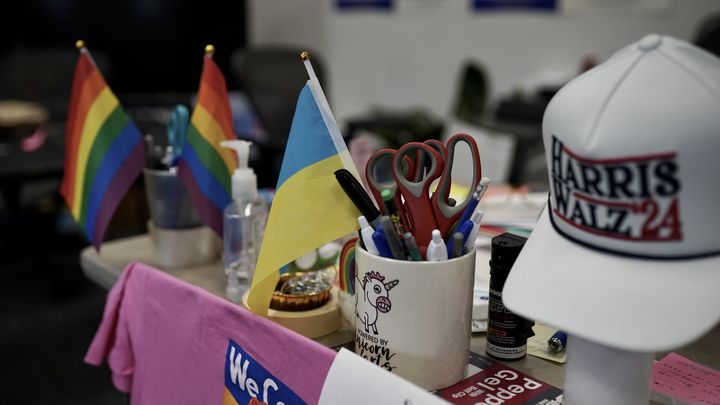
489;233;527;274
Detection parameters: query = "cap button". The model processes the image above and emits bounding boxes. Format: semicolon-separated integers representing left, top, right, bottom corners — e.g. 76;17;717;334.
638;34;662;51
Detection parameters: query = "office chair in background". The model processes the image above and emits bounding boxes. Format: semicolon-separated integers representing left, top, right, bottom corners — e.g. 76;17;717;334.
694;12;720;57
230;47;327;188
451;61;489;126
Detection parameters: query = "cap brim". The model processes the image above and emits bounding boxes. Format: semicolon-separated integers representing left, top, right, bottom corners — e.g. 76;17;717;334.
503;205;720;352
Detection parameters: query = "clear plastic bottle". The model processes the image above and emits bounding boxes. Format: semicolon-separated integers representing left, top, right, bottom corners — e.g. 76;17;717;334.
223;197;267;302
221;140;268;302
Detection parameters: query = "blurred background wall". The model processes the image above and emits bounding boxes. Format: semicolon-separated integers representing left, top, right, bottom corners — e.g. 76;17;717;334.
250;0;720;122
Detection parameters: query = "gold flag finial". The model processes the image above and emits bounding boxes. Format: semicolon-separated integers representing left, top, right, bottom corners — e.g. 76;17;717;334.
205;44;215;55
75;40;85;50
300;51;310;61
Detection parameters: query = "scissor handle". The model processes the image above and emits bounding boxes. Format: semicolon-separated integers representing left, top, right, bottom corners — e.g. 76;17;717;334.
424;139;446;158
393;143;444;249
431;133;482;236
365;150;414;226
412;139;447;181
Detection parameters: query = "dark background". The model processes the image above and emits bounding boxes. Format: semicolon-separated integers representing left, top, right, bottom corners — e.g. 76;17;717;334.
5;0;247;93
1;1;246;403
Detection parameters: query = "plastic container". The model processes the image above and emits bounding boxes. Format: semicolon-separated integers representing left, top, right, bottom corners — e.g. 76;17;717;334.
144;168;201;229
221;140;268;302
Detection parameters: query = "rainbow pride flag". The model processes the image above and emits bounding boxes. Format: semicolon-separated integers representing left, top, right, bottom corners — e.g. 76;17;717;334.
177;50;237;236
247;68;361;315
60;45;144;249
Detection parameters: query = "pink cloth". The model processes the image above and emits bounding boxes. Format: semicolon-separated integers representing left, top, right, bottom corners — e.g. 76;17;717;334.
85;262;337;404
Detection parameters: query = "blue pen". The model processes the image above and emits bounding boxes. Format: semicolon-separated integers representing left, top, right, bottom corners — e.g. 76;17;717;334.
458;177;490;227
372;228;393;258
463;210;485;253
548;330;568;353
447;218;474;256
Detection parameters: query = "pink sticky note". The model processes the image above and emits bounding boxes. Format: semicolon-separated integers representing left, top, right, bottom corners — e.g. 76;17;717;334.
652;352;720;405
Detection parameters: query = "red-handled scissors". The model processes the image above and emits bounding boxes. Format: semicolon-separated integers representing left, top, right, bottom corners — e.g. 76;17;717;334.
392;142;445;249
430;133;482;236
365;134;482;255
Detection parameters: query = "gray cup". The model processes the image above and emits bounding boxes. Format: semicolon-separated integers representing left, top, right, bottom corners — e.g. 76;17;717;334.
144;168;201;229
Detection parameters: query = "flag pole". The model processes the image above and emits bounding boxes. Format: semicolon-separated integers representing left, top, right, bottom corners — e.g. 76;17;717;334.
300;51;318;82
299;51;361;179
205;44;215;59
75;39;99;70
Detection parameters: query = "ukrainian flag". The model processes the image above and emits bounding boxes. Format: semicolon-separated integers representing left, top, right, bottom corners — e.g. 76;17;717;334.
247;78;360;315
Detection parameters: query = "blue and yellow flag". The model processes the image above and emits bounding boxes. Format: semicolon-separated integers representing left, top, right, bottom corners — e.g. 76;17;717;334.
247;79;360;315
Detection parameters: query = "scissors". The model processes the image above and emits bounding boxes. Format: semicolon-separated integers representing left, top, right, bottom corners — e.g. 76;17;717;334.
167;104;190;158
392;142;445;249
366;138;444;213
393;134;482;247
429;133;482;237
366;134;482;250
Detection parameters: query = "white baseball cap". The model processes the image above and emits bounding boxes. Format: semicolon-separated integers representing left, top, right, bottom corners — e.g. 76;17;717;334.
503;34;720;352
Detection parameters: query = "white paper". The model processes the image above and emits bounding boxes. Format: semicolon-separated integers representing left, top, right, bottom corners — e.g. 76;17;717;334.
318;349;449;405
443;120;517;185
526;322;567;364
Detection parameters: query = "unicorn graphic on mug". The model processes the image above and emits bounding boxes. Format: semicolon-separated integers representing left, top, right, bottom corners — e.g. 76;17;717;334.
356;271;399;335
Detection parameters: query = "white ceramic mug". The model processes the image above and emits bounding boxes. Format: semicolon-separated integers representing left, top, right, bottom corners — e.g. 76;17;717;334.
354;244;475;390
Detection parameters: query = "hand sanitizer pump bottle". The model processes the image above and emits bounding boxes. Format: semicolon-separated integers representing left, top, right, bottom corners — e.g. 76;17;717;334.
220;140;268;303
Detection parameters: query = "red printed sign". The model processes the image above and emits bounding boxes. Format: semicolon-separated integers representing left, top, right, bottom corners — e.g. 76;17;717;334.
437;352;562;405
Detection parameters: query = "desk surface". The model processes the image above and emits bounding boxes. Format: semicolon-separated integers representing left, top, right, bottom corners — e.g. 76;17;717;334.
82;234;720;400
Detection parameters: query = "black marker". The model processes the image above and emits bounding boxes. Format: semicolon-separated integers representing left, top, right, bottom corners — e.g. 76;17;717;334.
334;169;381;227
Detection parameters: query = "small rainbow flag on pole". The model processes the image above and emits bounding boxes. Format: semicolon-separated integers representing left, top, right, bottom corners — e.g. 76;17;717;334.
177;45;237;236
60;41;145;249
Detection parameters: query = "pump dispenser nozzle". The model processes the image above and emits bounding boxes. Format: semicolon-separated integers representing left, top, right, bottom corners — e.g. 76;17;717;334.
220;140;257;200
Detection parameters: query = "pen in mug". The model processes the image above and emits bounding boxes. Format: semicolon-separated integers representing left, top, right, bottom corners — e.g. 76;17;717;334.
403;233;422;261
447;216;474;256
334;169;381;227
463;210;485;252
451;232;464;258
358;216;379;255
372;227;393;258
426;229;448;261
381;189;405;238
458;177;490;226
380;215;405;260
